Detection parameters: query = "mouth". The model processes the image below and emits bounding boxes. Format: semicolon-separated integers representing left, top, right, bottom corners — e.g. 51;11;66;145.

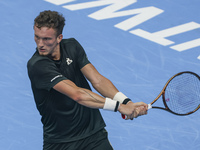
38;48;46;53
37;48;48;56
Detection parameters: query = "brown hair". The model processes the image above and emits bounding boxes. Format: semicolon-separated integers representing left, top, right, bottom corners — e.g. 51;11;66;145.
34;10;65;36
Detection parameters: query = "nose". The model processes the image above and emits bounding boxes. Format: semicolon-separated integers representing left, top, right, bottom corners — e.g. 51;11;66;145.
37;38;44;47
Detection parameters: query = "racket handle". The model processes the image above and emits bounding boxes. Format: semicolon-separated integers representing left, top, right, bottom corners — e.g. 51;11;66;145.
121;103;152;119
148;104;152;109
121;114;127;119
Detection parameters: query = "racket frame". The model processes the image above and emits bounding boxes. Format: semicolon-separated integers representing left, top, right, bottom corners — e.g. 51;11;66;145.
149;71;200;116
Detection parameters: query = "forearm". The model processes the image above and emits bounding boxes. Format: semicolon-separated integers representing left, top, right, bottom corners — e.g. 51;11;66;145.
53;80;105;108
80;90;148;118
54;80;147;118
53;80;121;111
92;76;119;99
81;64;119;99
92;76;132;105
75;87;106;109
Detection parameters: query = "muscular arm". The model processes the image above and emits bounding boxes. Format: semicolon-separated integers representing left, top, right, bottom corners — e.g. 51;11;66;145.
81;63;148;119
53;79;105;109
53;63;148;119
81;63;119;99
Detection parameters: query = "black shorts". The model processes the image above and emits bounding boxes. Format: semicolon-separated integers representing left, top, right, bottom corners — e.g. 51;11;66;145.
43;129;114;150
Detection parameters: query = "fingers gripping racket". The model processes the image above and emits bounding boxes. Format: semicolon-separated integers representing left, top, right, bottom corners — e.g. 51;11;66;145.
122;71;200;119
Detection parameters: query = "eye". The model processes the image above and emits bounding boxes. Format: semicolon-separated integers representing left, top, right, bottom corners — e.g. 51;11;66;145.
43;38;51;41
35;35;38;39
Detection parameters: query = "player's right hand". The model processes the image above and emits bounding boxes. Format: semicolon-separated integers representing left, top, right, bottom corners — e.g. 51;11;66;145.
118;102;148;120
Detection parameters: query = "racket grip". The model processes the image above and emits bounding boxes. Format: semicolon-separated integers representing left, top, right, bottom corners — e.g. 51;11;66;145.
121;104;152;119
121;114;127;119
148;104;152;109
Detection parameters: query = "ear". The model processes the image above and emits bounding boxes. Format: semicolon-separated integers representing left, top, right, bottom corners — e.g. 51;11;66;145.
57;34;63;43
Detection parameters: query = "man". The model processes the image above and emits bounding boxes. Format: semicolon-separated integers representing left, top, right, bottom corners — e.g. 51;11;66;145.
27;10;148;150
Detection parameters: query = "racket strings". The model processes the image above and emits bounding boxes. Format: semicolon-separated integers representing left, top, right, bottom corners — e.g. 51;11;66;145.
164;73;200;115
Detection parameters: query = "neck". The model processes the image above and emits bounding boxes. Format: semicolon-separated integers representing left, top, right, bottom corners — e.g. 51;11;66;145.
49;44;61;60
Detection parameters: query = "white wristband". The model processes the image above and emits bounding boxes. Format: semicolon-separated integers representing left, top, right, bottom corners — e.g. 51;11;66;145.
103;98;120;112
113;92;128;103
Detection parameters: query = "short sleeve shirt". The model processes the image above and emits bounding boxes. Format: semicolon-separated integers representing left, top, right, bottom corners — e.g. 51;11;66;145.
27;38;106;143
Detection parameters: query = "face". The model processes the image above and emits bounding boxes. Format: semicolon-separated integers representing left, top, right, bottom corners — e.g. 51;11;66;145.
34;26;63;60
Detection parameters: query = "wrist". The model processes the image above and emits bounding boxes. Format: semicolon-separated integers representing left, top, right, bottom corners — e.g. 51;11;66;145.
117;103;124;112
122;98;131;104
113;92;132;104
103;98;120;112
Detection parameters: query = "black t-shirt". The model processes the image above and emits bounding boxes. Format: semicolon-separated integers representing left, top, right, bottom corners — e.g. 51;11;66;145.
27;38;106;143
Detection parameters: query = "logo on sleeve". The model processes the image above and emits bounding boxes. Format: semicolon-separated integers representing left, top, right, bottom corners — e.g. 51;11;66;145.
66;58;73;65
51;75;63;82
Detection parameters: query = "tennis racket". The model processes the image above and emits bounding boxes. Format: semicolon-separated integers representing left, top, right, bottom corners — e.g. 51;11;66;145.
122;71;200;119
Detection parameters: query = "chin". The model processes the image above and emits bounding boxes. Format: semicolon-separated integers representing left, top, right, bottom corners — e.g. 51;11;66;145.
39;52;48;56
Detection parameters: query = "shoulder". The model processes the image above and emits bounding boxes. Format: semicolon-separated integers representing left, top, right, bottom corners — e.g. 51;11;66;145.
60;38;83;49
27;51;53;73
61;38;79;45
60;38;86;58
28;52;48;66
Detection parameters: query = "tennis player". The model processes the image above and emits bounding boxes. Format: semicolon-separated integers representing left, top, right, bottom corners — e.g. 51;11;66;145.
27;10;148;150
